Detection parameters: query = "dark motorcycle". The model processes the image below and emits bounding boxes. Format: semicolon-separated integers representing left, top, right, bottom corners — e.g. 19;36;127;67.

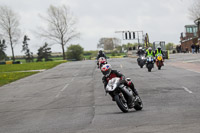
146;56;154;72
106;77;143;113
137;55;146;68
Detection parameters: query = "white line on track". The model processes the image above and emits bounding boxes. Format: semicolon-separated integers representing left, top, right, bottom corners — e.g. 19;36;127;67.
185;69;200;74
55;84;69;98
74;73;78;76
182;86;193;94
55;92;61;98
56;70;80;98
71;77;75;82
184;59;200;63
61;84;69;92
120;64;123;69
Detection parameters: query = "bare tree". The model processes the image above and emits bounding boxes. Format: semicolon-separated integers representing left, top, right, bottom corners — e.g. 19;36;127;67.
189;0;200;20
39;5;79;60
97;37;121;50
0;6;21;61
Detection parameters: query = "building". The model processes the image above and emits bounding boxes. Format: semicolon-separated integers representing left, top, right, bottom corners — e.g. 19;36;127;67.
180;25;198;52
180;18;200;52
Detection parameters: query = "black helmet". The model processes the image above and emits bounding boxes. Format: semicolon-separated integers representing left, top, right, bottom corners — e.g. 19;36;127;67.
99;50;103;54
157;46;161;51
148;47;152;52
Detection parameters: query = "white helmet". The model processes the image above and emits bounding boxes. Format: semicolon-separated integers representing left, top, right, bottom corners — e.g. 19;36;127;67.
139;47;142;50
157;46;161;49
101;64;112;77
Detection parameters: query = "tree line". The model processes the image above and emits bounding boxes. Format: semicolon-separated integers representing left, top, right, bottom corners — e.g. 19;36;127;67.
0;5;79;62
1;0;199;62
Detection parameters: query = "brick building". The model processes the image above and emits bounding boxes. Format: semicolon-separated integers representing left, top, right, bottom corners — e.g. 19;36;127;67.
180;25;198;52
180;18;200;52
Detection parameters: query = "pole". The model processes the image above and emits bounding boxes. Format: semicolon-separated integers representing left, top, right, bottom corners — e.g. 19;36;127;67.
137;31;140;47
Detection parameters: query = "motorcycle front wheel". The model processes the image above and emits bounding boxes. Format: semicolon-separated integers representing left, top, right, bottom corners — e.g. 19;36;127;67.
158;61;162;70
148;68;152;72
114;95;129;113
134;96;143;111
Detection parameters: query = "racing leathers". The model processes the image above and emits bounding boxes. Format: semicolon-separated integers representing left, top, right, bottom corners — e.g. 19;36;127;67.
97;53;107;67
102;70;139;98
136;49;145;56
97;53;107;60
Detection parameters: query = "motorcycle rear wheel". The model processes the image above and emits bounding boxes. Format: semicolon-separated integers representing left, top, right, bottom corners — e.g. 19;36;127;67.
114;95;129;113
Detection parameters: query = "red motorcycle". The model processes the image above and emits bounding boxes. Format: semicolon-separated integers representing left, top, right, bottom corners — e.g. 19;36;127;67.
98;57;107;69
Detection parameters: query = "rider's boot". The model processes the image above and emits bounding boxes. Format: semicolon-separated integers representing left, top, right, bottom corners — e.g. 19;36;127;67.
129;83;139;96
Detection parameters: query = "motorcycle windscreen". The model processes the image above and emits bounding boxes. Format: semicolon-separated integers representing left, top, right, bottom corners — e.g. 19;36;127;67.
157;55;163;61
106;77;120;92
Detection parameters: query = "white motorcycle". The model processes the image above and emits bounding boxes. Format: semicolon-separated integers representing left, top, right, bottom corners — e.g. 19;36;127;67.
106;77;143;113
146;55;154;72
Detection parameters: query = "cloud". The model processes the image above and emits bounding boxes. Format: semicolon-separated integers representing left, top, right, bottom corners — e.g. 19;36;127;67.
0;0;194;56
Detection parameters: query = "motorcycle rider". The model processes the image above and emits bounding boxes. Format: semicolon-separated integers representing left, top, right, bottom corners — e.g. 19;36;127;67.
154;46;164;65
101;64;139;100
97;50;107;67
136;47;145;56
154;46;164;57
97;50;107;60
145;47;155;57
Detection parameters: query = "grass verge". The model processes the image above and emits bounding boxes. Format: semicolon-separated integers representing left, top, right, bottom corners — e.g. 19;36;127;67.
0;60;67;72
0;72;38;86
0;60;67;87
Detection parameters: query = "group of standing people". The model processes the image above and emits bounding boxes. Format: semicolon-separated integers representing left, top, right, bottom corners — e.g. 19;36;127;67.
191;43;200;54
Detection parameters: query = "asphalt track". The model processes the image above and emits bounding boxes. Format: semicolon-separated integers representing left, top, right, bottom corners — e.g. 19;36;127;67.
0;53;200;133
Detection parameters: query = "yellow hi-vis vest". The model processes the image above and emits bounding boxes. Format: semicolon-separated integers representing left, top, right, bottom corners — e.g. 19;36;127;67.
147;50;153;56
155;49;162;56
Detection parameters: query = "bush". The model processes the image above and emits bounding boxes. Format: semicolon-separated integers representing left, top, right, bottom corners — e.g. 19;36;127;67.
111;52;116;56
66;44;84;61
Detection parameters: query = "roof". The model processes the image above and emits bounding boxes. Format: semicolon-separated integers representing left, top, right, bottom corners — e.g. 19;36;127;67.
185;25;197;27
194;18;200;25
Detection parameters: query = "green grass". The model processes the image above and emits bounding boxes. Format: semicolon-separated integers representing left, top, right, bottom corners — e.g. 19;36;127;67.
14;56;64;64
0;72;38;86
83;53;127;60
0;60;67;72
106;53;126;57
0;60;67;87
109;56;124;58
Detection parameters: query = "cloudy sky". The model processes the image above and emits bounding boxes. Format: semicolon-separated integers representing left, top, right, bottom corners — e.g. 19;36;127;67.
0;0;195;55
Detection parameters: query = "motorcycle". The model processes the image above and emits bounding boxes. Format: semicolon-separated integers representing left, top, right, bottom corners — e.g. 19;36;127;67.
106;77;143;113
146;55;154;72
98;57;107;69
137;55;146;68
156;54;163;70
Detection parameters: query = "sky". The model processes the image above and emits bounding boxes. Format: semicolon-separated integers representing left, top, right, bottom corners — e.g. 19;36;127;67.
0;0;195;56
